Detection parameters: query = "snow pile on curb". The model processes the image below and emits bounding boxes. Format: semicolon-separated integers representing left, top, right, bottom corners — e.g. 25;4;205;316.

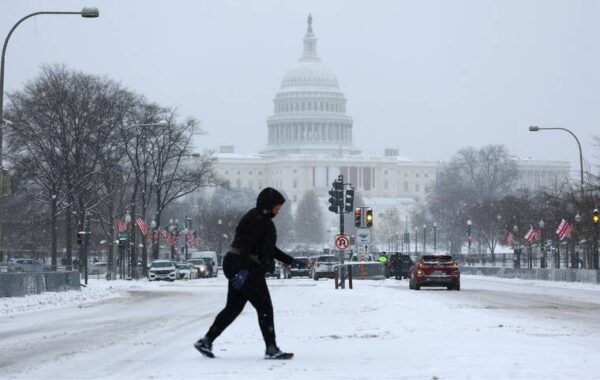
0;279;140;316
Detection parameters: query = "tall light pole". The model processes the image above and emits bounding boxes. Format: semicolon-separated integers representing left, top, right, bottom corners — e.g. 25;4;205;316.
433;222;437;252
593;208;599;270
513;225;520;269
125;213;132;278
150;219;157;261
423;224;427;254
574;212;581;268
0;7;99;192
539;219;546;268
414;226;418;255
218;219;223;259
0;7;99;258
529;126;584;200
467;220;472;254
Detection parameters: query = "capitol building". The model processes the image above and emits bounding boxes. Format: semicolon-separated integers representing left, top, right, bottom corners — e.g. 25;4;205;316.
211;15;570;227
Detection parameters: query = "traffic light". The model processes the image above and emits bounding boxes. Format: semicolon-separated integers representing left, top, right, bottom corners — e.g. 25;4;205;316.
593;208;599;224
354;208;362;227
344;186;354;213
328;177;344;213
366;208;374;227
76;231;85;245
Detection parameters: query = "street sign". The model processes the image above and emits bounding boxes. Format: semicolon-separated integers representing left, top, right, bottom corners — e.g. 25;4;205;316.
119;232;129;239
335;234;350;251
356;228;371;244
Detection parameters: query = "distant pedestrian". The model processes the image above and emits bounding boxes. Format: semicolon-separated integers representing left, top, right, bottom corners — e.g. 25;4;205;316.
194;187;295;360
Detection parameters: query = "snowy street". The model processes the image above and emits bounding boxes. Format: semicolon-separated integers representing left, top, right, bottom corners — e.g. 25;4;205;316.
1;276;600;380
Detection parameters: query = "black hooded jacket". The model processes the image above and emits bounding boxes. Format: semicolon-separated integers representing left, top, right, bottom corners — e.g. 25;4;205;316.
223;188;294;279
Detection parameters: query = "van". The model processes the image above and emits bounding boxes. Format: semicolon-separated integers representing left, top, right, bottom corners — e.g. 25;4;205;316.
189;251;219;277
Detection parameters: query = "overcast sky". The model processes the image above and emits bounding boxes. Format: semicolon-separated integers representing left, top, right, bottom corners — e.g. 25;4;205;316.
2;0;600;175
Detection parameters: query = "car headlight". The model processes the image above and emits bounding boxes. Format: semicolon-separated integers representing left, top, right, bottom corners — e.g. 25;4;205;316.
199;265;206;271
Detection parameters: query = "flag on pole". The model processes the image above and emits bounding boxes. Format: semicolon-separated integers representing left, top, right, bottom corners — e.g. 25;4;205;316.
136;218;148;237
506;231;515;246
116;219;127;232
524;225;535;242
159;227;168;242
555;219;569;240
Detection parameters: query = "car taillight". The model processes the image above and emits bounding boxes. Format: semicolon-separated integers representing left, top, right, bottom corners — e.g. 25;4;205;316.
453;261;459;268
317;262;321;267
417;262;424;269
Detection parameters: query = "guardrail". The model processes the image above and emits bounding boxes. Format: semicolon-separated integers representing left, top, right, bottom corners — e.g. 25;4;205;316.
0;271;81;298
461;267;600;284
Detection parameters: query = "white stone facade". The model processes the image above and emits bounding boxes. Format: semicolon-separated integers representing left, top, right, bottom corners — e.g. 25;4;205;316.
210;15;570;221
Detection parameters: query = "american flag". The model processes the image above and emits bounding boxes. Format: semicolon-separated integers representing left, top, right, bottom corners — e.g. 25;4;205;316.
524;225;535;242
135;218;148;237
505;231;515;246
159;227;169;242
556;219;571;240
116;219;127;232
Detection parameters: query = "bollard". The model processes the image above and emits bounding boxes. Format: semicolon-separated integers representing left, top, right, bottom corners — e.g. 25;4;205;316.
348;264;353;289
359;262;366;279
334;270;339;289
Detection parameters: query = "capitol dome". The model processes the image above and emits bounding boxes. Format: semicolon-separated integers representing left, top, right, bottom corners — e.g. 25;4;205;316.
264;14;355;155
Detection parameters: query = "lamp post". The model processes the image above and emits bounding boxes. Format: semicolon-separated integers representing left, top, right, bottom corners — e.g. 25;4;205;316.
184;215;192;261
169;218;178;261
218;219;223;259
414;226;418;255
423;224;427;254
125;213;132;278
539;219;546;268
467;220;472;254
593;207;599;270
529;126;584;199
433;222;437;252
573;212;581;268
150;219;157;261
0;6;99;258
513;225;520;269
0;7;99;193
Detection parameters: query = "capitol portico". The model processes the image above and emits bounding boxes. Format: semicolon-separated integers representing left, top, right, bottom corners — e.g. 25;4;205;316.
211;15;570;224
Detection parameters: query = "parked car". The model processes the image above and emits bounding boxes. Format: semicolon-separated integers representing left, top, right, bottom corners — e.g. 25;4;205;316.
312;255;340;280
7;259;50;272
409;253;460;290
289;257;309;278
176;262;196;280
148;260;177;282
187;258;210;278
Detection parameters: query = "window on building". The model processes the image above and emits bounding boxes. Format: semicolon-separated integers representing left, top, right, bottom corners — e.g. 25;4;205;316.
415;184;420;192
293;179;297;189
384;180;389;190
416;173;420;178
404;181;409;192
236;179;241;188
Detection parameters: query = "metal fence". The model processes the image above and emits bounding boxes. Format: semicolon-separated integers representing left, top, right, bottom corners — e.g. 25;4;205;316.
460;266;600;284
343;262;386;280
0;271;81;298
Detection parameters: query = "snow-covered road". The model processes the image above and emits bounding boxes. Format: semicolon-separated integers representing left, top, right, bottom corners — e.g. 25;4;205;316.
1;275;599;379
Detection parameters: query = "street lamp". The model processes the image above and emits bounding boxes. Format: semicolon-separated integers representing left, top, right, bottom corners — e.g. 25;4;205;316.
574;212;581;268
466;220;472;254
513;225;521;268
423;224;427;254
539;219;546;268
0;7;99;194
414;226;418;255
433;222;437;252
0;7;99;256
593;207;599;270
168;218;178;261
150;219;157;260
125;213;132;278
218;219;223;259
529;126;584;200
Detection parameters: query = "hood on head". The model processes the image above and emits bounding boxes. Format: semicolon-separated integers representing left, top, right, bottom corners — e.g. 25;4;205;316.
256;187;285;217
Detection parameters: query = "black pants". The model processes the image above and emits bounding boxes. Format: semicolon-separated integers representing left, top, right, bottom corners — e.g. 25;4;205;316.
205;275;276;348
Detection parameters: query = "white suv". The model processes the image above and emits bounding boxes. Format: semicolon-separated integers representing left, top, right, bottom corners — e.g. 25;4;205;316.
148;260;177;282
312;255;340;280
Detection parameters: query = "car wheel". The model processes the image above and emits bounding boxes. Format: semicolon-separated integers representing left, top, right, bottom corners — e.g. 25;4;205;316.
455;284;460;291
313;273;319;281
414;284;420;290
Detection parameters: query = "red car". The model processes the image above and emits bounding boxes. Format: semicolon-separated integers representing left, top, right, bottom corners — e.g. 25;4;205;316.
409;253;460;291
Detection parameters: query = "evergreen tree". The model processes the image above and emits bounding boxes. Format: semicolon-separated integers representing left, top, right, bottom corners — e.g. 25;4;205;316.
295;190;324;245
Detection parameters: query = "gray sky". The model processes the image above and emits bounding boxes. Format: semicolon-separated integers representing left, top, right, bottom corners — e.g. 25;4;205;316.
2;0;600;175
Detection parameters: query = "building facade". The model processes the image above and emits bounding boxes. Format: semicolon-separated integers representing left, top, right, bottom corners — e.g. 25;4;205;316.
211;15;570;226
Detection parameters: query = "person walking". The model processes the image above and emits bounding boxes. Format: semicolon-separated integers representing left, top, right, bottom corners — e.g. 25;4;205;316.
194;187;295;360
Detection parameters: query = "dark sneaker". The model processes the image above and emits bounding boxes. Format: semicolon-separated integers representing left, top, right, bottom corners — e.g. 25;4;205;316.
194;338;214;358
265;346;294;360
